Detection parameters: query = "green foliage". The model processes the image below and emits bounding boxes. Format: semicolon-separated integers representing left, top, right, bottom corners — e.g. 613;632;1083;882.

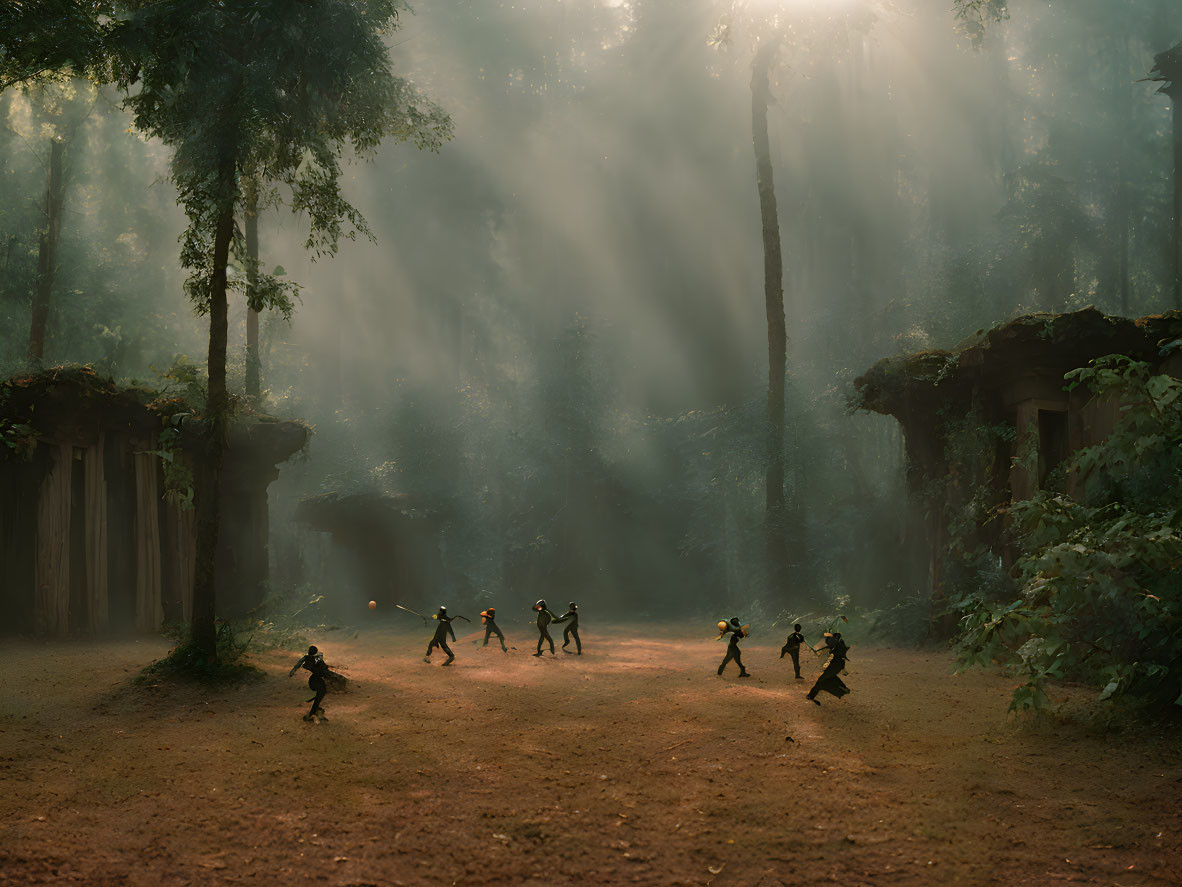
953;1;1010;46
148;420;195;508
1065;356;1182;508
141;356;209;507
0;77;199;378
245;583;332;652
870;588;937;646
0;1;114;91
956;356;1182;714
0;416;39;459
138;620;261;684
0;377;40;459
106;0;452;317
152;354;207;412
230;227;297;319
772;595;877;645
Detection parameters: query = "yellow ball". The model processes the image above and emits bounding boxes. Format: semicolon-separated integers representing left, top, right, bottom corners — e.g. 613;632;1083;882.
717;621;727;632
368;600;377;610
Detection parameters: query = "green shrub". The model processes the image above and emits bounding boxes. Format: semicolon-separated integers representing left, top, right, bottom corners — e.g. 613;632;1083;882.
871;589;936;646
139;621;261;684
246;583;333;651
956;356;1182;714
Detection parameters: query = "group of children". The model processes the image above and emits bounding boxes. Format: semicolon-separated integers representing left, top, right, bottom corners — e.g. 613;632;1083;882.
717;618;851;706
288;600;583;720
289;609;850;722
421;599;583;664
409;598;585;667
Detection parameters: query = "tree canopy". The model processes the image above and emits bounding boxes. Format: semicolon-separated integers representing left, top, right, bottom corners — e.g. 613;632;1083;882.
106;0;451;315
0;1;113;90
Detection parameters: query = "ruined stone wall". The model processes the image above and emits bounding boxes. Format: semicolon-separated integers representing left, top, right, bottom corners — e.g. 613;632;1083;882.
0;369;307;637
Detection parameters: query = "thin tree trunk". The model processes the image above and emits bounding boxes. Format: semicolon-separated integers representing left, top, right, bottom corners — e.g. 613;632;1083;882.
1172;96;1182;309
751;40;789;601
1116;161;1131;314
28;138;64;364
1117;36;1132;315
191;160;236;661
244;178;261;399
168;503;197;623
1150;44;1182;307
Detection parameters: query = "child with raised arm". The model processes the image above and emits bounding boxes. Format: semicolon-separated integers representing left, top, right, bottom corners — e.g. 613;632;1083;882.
289;645;332;722
425;606;457;666
717;617;751;678
806;632;851;705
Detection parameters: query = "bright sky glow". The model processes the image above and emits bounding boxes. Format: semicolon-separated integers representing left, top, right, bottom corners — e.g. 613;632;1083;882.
745;0;864;12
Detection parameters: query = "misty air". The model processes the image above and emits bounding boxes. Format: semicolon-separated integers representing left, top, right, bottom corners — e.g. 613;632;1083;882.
1;1;1180;883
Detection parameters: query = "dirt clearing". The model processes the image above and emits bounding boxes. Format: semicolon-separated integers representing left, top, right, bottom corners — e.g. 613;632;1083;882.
2;625;1179;885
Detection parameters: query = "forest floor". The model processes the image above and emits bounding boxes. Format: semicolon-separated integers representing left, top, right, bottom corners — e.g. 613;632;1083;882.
1;625;1180;887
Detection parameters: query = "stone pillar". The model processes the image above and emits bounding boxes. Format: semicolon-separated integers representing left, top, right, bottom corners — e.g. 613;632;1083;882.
84;438;109;633
34;442;72;637
217;465;277;617
1009;400;1040;502
133;446;163;632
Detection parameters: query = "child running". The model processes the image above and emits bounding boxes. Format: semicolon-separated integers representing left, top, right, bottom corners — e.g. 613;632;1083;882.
481;606;508;652
289;645;332;722
717;617;751;678
560;601;581;654
806;632;851;705
533;599;561;657
780;623;807;679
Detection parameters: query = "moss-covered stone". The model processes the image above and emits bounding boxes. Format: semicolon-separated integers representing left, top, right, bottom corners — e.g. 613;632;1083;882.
854;308;1182;419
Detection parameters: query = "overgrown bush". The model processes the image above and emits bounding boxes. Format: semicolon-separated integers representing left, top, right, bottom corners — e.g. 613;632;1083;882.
773;594;873;645
870;588;937;646
956;356;1182;714
246;583;333;651
139;621;261;684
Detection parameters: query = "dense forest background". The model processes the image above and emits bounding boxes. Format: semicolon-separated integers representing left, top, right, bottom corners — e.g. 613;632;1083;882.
4;0;1182;623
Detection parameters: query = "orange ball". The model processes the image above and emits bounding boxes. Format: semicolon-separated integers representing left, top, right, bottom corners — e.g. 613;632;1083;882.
368;600;377;610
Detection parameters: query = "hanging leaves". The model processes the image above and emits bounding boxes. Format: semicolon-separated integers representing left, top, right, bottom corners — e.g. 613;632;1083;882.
957;354;1182;712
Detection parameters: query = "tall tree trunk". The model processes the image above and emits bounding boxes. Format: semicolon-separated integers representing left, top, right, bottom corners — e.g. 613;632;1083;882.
1116;160;1131;314
244;178;261;399
191;160;236;661
1149;44;1182;307
751;40;789;600
1172;93;1182;309
27;137;64;364
1117;36;1132;315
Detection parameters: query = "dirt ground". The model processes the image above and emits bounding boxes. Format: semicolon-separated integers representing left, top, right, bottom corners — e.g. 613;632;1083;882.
2;624;1180;886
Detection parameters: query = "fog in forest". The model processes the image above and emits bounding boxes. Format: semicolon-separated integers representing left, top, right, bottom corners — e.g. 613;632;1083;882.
4;0;1182;623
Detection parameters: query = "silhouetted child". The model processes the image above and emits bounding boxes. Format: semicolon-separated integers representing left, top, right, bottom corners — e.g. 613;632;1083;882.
425;605;456;665
780;623;806;679
560;601;581;654
289;644;331;721
717;617;751;678
533;599;561;656
807;632;850;705
481;606;508;652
